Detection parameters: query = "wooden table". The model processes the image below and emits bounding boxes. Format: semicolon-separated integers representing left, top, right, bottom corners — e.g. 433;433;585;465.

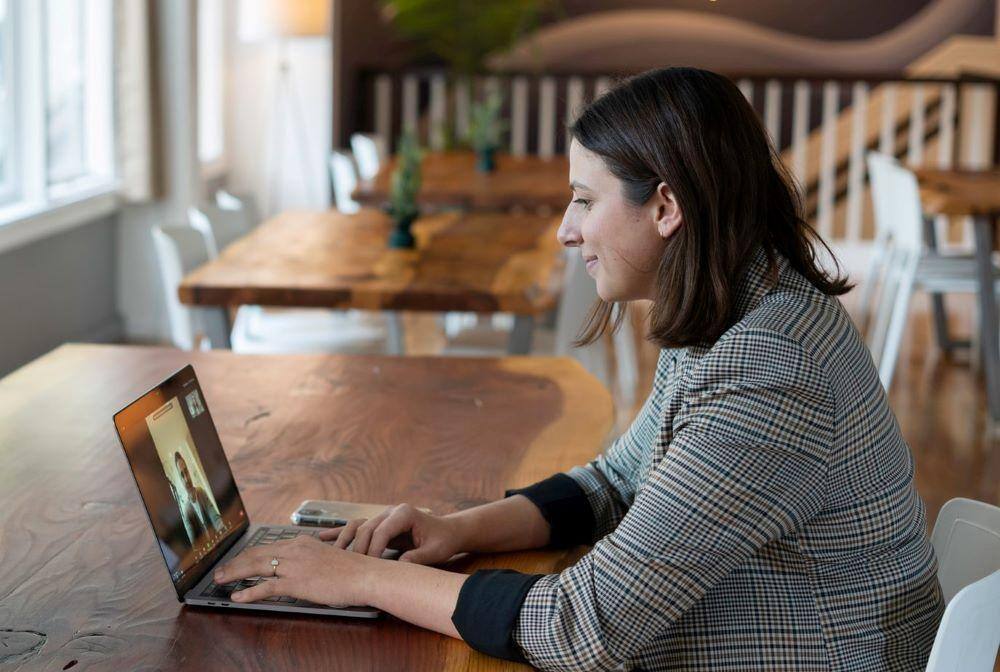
917;168;1000;423
179;208;565;355
0;344;613;671
353;151;570;211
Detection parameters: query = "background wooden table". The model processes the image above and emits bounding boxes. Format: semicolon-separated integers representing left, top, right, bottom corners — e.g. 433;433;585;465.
353;151;571;212
179;208;565;355
0;344;613;671
916;167;1000;423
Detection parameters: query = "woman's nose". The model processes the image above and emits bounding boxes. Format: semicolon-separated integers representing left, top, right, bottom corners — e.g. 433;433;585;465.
557;212;582;248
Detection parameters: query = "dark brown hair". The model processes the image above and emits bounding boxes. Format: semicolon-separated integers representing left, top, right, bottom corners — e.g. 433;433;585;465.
570;67;851;349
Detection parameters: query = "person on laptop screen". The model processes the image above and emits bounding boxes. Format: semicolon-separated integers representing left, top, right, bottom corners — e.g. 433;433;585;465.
216;67;943;671
174;450;222;543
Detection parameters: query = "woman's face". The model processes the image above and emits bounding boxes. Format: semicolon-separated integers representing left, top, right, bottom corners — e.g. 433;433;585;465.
558;139;679;303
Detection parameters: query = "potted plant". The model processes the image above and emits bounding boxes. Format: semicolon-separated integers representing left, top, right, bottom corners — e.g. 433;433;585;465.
387;132;423;249
467;91;507;172
378;0;556;76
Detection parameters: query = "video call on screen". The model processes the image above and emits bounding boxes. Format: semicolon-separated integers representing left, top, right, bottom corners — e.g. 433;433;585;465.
116;368;246;585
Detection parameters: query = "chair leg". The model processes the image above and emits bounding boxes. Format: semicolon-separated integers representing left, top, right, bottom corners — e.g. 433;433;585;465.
924;215;965;354
387;312;405;355
508;315;535;355
930;294;956;354
858;238;887;335
879;274;916;392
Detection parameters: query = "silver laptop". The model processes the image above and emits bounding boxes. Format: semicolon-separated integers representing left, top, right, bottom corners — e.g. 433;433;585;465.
113;364;380;618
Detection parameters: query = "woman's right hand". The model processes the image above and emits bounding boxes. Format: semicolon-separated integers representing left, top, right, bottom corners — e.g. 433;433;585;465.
318;503;465;566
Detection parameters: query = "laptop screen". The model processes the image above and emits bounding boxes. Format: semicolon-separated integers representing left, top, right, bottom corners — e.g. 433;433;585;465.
114;365;249;598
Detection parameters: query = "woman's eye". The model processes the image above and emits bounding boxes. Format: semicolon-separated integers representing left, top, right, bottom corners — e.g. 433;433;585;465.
572;198;592;210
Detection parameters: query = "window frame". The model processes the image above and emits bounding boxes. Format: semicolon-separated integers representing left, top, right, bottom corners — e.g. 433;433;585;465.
197;0;228;179
0;0;117;239
0;0;17;205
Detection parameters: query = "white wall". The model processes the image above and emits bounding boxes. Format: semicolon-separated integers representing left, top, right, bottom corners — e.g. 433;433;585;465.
0;214;122;376
116;0;199;343
225;28;332;215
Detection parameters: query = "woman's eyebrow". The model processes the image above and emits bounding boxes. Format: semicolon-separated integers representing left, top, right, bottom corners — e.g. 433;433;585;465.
569;180;592;192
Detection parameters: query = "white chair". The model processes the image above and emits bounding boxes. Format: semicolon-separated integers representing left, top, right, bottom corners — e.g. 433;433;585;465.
188;206;250;254
229;305;389;355
931;498;1000;604
153;225;387;355
864;153;1000;391
214;189;261;229
443;250;640;404
350;133;387;182
329;150;361;214
152;226;232;350
186;207;219;258
925;498;1000;671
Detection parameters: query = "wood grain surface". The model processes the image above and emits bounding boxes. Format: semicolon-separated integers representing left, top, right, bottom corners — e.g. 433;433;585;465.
915;167;1000;217
353;152;571;211
178;209;565;315
0;344;613;671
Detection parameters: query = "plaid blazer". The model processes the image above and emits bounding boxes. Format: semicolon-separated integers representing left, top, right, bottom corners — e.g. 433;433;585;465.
451;248;943;671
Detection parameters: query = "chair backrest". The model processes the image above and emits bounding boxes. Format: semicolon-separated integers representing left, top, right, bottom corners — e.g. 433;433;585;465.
186;207;219;259
866;152;899;242
151;226;231;350
864;154;925;391
931;498;1000;604
924;569;1000;672
192;204;252;253
857;152;900;334
923;498;1000;671
215;189;261;229
350;133;386;182
328;150;360;214
553;249;610;387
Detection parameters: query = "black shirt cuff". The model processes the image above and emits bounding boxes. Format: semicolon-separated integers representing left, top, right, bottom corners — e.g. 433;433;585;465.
505;473;595;548
452;569;544;663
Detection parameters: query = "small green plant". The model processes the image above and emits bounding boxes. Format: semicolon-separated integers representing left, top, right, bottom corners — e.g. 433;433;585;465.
466;91;507;154
466;91;507;172
387;132;423;248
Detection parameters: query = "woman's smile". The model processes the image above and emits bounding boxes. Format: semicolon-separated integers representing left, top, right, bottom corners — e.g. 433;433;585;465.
584;254;599;275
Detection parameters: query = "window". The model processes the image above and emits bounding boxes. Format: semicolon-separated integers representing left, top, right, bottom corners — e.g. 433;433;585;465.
45;0;87;184
198;0;226;169
0;0;114;214
0;0;13;203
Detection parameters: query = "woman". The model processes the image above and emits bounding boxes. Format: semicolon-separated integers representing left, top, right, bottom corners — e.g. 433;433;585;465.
215;67;943;671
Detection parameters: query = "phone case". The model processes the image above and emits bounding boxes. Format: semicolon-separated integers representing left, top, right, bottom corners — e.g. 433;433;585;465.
291;500;431;527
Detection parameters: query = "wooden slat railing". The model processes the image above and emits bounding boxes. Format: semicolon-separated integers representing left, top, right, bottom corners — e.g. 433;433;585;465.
354;68;1000;247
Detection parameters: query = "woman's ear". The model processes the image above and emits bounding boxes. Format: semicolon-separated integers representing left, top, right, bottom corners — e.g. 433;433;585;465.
652;182;683;240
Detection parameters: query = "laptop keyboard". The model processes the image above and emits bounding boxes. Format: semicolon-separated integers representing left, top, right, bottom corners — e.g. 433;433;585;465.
201;527;321;604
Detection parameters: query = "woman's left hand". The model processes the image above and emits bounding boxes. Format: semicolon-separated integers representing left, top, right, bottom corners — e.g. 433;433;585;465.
213;535;381;606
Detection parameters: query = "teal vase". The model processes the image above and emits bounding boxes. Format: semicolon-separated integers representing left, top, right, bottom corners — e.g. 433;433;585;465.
476;146;497;173
389;214;417;249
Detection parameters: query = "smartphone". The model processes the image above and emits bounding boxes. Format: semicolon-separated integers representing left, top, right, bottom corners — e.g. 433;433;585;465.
291;500;430;528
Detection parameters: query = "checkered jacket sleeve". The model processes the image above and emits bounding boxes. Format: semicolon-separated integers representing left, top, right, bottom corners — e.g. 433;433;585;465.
503;349;675;548
472;328;833;670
